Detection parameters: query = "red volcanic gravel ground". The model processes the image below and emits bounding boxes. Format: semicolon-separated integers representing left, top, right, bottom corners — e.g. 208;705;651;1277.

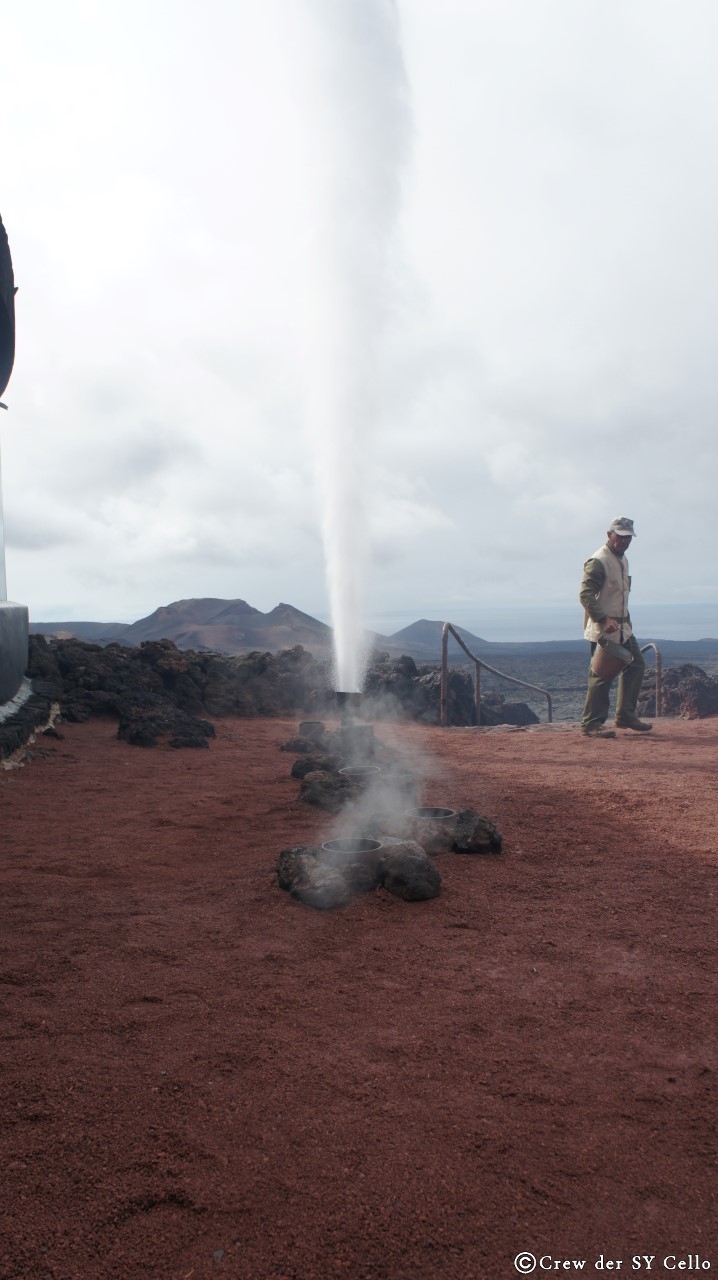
1;714;717;1280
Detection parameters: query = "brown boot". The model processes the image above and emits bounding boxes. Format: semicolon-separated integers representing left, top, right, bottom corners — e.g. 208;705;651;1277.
580;727;617;739
615;715;653;732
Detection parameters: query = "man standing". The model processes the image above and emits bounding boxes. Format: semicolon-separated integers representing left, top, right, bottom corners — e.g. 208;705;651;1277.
579;517;652;738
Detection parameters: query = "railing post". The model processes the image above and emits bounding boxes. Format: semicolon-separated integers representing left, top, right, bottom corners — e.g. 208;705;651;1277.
440;623;449;726
439;620;552;725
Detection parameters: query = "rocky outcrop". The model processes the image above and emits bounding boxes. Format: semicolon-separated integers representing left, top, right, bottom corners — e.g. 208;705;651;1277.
297;770;355;813
276;839;441;910
377;841;442;901
276;847;356;911
453;809;503;854
364;654;539;726
27;635;328;722
25;635;330;747
397;811;457;856
116;705;215;749
290;753;342;779
22;634;540;748
478;693;540;727
363;655;476;724
639;664;718;720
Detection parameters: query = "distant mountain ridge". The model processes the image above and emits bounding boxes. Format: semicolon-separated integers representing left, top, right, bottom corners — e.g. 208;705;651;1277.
31;604;498;658
32;598;334;657
390;619;492;653
31;598;718;660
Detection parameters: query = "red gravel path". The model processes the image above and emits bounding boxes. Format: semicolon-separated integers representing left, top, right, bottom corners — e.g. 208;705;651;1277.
1;715;716;1280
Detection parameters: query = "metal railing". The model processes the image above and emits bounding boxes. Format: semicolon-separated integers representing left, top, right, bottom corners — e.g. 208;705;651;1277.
640;642;662;717
438;626;663;727
440;622;553;726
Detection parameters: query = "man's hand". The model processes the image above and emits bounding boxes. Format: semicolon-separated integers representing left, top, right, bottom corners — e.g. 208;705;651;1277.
602;619;620;635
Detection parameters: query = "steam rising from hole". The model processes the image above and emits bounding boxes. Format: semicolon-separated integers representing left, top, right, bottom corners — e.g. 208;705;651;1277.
300;0;411;691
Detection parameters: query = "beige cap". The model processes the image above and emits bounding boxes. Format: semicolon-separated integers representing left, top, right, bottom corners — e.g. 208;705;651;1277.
608;517;636;537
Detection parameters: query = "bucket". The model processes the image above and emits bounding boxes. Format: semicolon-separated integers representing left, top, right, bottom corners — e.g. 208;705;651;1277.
339;765;381;788
406;806;457;823
320;837;385;881
590;635;634;680
321;837;383;857
404;805;458;852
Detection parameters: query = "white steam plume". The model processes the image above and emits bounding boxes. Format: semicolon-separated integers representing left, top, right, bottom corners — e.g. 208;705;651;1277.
298;0;411;691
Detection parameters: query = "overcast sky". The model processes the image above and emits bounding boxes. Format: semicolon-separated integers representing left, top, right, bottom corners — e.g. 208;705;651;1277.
2;0;718;641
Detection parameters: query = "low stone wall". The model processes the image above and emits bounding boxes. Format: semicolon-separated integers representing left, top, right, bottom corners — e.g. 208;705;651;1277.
11;635;541;751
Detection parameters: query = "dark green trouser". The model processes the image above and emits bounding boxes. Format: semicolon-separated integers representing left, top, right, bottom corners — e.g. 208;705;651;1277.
580;634;646;731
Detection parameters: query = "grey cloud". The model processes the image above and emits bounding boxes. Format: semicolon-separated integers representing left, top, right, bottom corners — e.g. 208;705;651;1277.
5;512;82;551
2;1;718;632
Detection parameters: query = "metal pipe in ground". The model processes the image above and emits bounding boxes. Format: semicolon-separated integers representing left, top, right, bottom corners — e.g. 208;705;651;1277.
441;619;553;725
